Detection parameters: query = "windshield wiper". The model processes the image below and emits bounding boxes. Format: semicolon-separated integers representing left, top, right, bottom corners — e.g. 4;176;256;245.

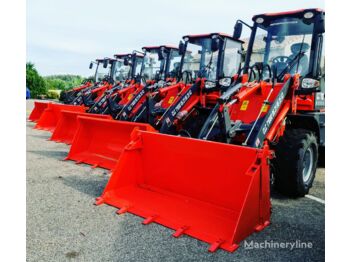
277;34;306;80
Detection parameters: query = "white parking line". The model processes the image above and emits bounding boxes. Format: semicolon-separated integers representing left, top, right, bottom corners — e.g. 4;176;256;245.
305;194;325;204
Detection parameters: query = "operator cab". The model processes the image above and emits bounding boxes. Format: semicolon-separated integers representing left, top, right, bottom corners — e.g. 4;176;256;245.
114;53;144;81
181;33;243;90
142;45;182;83
93;58;115;83
239;8;325;87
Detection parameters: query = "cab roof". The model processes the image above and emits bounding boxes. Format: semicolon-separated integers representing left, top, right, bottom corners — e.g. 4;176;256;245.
142;45;179;52
114;53;144;59
183;32;243;43
253;8;324;22
96;58;115;63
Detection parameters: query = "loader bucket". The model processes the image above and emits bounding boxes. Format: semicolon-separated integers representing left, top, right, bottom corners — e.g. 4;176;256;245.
96;131;271;252
28;101;50;122
50;111;113;144
66;117;156;170
34;103;86;132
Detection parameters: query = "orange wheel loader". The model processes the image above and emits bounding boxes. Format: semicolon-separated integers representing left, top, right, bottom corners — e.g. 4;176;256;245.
96;9;325;253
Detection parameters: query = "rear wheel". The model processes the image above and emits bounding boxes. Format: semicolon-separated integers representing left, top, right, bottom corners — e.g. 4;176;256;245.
272;128;318;197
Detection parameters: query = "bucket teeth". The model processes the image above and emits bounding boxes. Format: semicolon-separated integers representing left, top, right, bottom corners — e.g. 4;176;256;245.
208;240;224;253
142;215;157;225
172;226;188;238
116;206;129;215
95;197;104;206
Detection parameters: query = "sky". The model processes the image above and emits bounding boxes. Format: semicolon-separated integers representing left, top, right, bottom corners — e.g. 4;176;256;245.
27;0;324;77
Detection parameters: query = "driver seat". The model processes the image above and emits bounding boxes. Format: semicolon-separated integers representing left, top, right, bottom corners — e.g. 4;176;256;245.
288;43;310;76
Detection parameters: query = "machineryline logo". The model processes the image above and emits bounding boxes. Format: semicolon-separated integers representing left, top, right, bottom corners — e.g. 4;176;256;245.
244;240;313;250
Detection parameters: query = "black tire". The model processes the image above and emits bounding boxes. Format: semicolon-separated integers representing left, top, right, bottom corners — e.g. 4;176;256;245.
272;128;318;197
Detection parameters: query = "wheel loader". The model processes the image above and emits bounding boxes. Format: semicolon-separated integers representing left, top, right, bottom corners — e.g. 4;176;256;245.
95;8;325;252
61;57;112;105
87;52;145;114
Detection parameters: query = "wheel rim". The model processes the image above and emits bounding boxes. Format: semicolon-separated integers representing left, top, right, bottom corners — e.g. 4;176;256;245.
302;147;314;183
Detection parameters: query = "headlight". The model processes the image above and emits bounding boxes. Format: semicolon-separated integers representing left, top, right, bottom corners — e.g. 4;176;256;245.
256;17;264;24
205;81;216;89
219;77;232;87
301;78;320;89
304;12;314;19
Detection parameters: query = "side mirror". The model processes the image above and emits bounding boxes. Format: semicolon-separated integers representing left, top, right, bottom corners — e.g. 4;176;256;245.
89;62;93;69
178;41;186;55
233;21;243;40
211;38;220;52
103;59;108;68
124;58;129;66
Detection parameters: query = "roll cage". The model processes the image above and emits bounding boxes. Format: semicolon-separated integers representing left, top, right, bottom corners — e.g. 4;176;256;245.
94;58;114;83
142;45;182;81
114;53;145;81
180;33;243;84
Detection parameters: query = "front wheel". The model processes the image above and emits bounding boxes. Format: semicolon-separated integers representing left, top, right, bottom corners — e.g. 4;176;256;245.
272;128;318;197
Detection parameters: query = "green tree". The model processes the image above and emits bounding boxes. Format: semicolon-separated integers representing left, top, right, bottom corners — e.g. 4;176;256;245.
44;74;86;90
26;62;47;98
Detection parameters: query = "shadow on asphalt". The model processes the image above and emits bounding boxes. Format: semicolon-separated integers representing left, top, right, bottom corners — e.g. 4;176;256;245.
270;191;291;200
61;175;109;198
28;150;68;160
27;134;52;139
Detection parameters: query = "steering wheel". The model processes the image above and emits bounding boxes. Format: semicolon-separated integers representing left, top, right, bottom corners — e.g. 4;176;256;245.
272;55;292;66
272;56;292;65
272;56;293;81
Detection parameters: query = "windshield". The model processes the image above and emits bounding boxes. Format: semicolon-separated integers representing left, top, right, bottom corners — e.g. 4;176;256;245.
134;57;143;77
96;62;111;82
183;38;219;81
143;51;164;80
223;38;242;77
249;17;314;80
168;50;182;77
113;60;131;81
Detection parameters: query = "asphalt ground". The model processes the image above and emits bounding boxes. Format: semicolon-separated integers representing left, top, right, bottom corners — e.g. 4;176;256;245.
26;99;325;261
